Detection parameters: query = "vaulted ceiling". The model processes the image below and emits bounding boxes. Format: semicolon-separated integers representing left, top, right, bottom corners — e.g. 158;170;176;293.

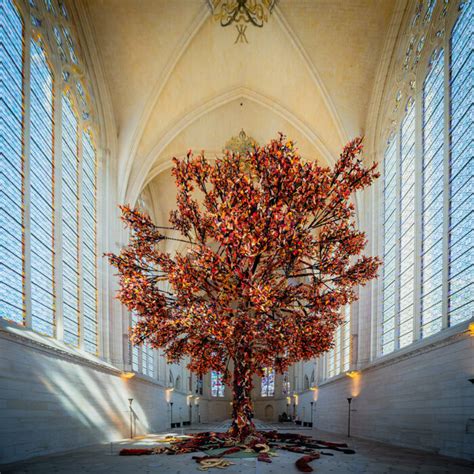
81;0;403;212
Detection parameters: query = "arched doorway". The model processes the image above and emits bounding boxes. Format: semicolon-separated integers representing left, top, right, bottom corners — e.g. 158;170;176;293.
264;404;274;421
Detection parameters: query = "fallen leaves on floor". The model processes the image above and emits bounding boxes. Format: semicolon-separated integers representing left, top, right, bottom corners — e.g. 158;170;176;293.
118;431;355;472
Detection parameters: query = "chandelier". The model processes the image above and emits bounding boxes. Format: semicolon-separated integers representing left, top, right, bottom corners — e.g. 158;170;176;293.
224;129;258;154
208;0;277;28
208;1;276;43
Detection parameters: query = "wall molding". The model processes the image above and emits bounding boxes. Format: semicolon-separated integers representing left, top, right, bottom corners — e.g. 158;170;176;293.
319;320;472;388
0;320;121;376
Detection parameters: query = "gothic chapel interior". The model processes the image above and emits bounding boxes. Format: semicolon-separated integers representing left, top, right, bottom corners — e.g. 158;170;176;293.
0;0;473;472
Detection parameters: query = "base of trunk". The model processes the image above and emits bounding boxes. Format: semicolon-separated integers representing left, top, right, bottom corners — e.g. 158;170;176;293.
229;359;256;442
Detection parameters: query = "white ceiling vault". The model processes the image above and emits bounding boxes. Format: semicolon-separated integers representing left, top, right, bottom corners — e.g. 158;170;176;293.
79;0;405;210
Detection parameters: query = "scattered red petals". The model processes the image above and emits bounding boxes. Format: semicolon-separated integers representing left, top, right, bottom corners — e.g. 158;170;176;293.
119;448;153;456
257;453;272;463
295;455;319;472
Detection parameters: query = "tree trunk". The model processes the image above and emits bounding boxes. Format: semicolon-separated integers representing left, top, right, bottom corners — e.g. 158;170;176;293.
228;358;256;441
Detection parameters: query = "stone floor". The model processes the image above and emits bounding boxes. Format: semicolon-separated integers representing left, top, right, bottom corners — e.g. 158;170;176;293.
1;421;473;473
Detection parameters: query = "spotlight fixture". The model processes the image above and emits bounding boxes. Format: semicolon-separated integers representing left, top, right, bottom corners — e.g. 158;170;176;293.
121;371;135;379
347;397;353;438
128;398;134;439
345;370;360;378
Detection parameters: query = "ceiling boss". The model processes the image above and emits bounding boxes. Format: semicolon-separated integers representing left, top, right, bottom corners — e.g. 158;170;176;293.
208;0;277;43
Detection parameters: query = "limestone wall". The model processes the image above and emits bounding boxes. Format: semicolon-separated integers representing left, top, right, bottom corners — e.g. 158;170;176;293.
0;327;188;464
294;329;474;461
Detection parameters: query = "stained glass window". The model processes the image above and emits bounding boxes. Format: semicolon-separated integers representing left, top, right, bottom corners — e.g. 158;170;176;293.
282;371;290;395
81;131;98;353
381;140;397;354
29;38;55;336
399;99;416;348
0;0;24;325
261;367;274;397
448;1;473;326
62;93;80;346
421;50;445;338
211;371;224;397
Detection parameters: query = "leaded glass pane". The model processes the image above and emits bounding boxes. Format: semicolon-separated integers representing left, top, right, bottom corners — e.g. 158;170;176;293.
30;38;55;336
382;140;397;354
81;131;98;354
421;49;444;338
399;101;416;347
0;0;24;324
62;94;79;346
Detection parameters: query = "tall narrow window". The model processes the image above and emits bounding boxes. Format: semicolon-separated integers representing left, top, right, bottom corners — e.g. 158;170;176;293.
81;131;98;353
448;1;473;326
29;39;55;336
131;313;139;371
61;94;80;346
381;140;397;354
1;0;24;325
143;343;154;377
333;326;341;374
211;371;224;397
342;305;351;371
261;367;275;397
282;371;290;395
421;50;445;338
399;100;416;348
327;347;335;378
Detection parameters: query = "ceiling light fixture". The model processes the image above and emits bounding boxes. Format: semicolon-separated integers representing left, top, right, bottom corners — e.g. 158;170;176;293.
208;1;277;43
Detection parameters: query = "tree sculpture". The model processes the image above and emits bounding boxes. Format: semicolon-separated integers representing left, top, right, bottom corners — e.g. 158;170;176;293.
107;135;380;442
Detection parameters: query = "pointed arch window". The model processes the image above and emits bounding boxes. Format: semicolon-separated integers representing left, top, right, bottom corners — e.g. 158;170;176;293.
1;0;101;355
380;0;473;355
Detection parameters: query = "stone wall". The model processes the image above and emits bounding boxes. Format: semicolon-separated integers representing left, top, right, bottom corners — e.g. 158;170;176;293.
0;327;188;464
294;327;474;461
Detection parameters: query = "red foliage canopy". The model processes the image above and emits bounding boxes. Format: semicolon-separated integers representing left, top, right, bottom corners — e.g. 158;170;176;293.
107;135;380;435
108;135;380;375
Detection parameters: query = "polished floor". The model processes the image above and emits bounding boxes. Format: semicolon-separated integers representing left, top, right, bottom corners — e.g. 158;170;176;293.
1;421;472;473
